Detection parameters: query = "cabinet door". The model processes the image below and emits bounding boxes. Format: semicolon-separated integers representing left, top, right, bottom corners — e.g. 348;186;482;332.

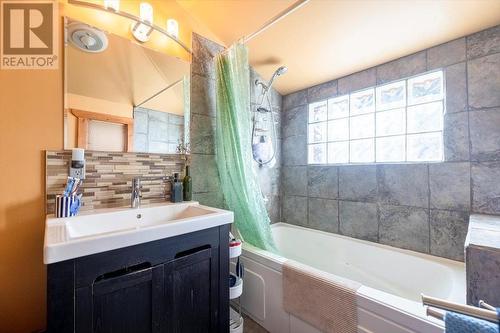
78;264;164;333
165;247;219;333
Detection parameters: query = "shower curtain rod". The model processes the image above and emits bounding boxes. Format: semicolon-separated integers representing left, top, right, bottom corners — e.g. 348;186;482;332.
135;78;184;108
219;0;310;55
242;0;310;44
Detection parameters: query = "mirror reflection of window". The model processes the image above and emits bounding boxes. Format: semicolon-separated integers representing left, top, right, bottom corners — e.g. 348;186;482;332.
64;18;190;154
87;121;126;152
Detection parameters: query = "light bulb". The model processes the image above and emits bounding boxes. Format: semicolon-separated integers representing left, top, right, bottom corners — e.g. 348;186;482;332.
103;0;119;11
139;2;153;24
167;19;179;39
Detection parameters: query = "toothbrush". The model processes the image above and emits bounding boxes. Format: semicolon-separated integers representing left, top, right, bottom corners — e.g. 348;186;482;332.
63;177;75;196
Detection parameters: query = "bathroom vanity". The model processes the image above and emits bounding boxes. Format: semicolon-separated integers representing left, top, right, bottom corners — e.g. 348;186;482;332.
44;202;233;333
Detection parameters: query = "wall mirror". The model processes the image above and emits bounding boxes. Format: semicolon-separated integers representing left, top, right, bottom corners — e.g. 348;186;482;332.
64;18;190;154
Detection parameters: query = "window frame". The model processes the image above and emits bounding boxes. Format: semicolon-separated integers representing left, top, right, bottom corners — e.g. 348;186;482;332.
307;69;445;166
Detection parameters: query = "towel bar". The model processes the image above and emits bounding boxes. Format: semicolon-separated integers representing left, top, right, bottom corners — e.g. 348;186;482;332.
421;294;498;323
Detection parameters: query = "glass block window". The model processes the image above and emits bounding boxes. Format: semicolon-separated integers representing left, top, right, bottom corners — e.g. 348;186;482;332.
307;70;444;164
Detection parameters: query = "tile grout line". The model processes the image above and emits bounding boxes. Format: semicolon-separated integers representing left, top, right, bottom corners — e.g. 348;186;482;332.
465;35;474;214
337;167;341;233
427;163;432;255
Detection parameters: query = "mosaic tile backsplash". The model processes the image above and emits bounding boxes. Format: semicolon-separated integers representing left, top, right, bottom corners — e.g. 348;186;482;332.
46;150;187;214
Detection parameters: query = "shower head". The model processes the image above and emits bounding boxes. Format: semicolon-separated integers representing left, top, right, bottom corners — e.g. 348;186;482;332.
267;66;287;89
275;66;288;76
255;66;288;93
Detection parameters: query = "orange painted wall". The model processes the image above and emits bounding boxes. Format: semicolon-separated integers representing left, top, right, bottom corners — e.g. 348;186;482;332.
0;1;217;332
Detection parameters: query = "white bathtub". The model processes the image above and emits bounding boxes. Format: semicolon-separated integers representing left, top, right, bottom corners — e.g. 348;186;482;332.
236;223;465;333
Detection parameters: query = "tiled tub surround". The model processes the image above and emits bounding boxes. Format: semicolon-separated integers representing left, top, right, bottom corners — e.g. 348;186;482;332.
250;68;283;223
281;25;500;261
465;214;500;306
190;33;284;221
46;151;186;214
190;33;226;209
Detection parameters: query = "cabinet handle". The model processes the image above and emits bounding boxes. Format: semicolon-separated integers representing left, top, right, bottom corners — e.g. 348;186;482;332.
175;245;211;259
93;263;153;295
173;246;212;268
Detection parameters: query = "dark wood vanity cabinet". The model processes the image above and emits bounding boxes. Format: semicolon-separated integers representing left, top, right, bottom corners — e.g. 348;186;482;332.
47;225;230;333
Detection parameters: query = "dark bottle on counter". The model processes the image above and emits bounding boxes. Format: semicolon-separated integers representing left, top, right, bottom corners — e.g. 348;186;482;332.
183;165;192;201
170;172;183;203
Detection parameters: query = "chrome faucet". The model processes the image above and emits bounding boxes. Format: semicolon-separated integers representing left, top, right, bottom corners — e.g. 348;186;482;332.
130;175;174;208
131;177;142;208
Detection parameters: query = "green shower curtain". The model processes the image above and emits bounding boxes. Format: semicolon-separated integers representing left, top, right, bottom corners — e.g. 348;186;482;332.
214;43;276;252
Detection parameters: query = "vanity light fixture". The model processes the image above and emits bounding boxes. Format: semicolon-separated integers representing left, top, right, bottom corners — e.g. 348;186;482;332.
103;0;119;12
66;0;191;53
131;2;154;43
167;19;179;39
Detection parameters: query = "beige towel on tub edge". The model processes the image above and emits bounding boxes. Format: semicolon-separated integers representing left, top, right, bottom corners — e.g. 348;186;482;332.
282;259;362;333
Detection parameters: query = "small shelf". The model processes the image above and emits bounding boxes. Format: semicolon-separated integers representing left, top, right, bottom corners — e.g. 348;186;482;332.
229;273;243;299
229;241;242;258
230;307;244;333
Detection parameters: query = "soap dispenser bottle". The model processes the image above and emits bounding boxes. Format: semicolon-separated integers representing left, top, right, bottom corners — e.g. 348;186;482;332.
183;165;192;201
170;172;183;203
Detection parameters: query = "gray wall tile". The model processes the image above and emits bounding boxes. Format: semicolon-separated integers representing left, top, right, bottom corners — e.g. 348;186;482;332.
148;116;168;142
339;165;377;202
191;74;216;117
256;166;281;198
283;89;307;110
190;32;283;225
308;166;338;199
264;194;281;223
148;141;169;154
427;38;466;69
191;154;220;193
379;204;430;253
283;105;307;138
469;108;500;161
445;62;467;114
307;80;338;103
376;52;427;84
134;133;147;152
430;209;468;261
283;195;308;226
339;201;378;242
377;164;429;208
308;198;339;233
193;191;225;209
468;52;500;109
192;33;224;78
283;135;307;166
467;25;500;59
472;161;500;214
134;109;148;133
275;25;500;260
283;166;307;196
444;111;470;161
466;246;500;305
190;114;215;154
168;114;184;125
338;68;377;95
168;124;183;142
429;162;470;211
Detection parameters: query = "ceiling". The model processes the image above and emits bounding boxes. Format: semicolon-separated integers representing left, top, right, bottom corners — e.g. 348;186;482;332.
67;22;189;116
178;0;500;95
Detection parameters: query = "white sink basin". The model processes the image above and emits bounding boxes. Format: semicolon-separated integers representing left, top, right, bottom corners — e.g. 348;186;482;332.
44;202;233;264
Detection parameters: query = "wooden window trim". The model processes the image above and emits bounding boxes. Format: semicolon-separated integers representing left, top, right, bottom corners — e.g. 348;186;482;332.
71;108;134;152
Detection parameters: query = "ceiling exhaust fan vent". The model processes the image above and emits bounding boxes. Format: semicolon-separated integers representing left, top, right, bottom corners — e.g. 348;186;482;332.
68;23;108;53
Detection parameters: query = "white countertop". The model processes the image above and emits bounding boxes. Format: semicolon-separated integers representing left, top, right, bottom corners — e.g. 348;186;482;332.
44;201;233;264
